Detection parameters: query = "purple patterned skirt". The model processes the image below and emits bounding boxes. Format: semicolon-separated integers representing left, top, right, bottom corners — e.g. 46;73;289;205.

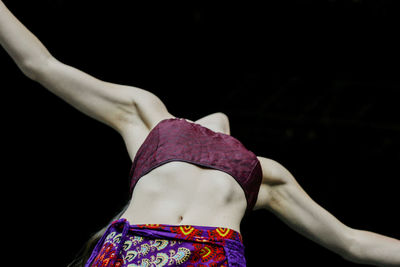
85;218;246;266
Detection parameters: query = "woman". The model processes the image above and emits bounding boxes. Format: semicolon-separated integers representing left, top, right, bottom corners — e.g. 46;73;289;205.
1;2;399;266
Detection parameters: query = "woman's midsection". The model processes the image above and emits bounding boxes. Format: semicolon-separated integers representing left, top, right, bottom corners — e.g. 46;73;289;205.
121;161;247;233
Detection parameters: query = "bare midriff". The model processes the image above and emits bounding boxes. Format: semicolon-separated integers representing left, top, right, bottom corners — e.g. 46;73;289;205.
121;161;247;234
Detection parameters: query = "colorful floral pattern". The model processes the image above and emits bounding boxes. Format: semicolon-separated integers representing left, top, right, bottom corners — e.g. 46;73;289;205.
87;219;246;267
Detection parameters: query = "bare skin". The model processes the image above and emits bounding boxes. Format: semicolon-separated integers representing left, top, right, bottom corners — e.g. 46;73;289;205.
1;1;399;265
120;112;248;233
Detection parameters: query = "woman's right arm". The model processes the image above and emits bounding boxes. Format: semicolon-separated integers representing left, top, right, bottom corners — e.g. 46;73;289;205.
0;1;172;133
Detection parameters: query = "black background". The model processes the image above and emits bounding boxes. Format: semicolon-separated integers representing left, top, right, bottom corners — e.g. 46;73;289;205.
1;1;399;266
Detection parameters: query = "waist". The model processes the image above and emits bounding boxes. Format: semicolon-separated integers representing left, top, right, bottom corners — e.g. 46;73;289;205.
123;162;247;233
111;218;244;243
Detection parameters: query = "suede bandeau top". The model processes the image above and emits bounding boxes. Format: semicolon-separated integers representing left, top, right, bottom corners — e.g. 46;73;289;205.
128;117;263;215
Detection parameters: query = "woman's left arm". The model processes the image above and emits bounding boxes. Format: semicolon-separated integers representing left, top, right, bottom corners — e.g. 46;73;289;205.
256;156;400;266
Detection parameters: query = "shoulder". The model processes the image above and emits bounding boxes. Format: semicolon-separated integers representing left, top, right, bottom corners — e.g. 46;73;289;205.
256;156;290;185
253;156;289;211
194;112;230;135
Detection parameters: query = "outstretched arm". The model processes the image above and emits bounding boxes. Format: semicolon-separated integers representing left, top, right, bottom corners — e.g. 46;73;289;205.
0;1;170;133
256;156;400;266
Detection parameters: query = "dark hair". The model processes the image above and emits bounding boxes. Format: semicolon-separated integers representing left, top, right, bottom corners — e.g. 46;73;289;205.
67;203;129;267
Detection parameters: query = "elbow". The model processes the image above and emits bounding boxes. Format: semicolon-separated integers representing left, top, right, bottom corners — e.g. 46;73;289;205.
340;229;366;265
20;55;53;81
19;61;38;80
341;248;362;264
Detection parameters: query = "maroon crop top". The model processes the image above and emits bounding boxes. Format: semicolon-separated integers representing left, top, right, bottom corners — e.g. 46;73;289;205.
128;117;263;215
